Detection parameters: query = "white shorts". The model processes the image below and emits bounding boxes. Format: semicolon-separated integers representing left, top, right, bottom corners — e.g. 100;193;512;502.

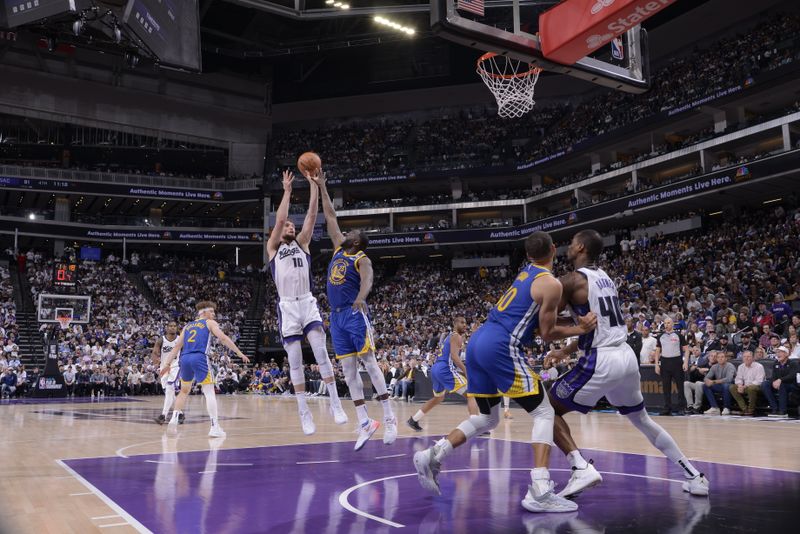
160;363;180;390
551;344;645;414
277;294;323;343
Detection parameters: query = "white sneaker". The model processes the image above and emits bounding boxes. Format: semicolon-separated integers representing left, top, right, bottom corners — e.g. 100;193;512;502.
354;419;380;451
721;408;730;416
703;407;720;415
208;425;226;438
383;417;397;445
300;410;316;436
682;474;710;496
557;462;603;498
413;448;442;495
331;405;348;425
521;482;578;513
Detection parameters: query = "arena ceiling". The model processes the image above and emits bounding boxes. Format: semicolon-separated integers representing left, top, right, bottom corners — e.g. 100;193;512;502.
199;0;715;101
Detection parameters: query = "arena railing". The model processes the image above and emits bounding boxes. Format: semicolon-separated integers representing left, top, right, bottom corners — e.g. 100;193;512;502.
0;165;260;191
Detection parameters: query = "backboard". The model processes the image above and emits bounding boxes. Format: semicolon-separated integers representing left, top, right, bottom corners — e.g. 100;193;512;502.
37;293;92;324
431;0;652;93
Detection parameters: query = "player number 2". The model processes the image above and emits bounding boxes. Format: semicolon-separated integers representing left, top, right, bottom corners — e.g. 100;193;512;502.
187;329;197;343
292;258;303;268
496;287;518;312
598;296;625;327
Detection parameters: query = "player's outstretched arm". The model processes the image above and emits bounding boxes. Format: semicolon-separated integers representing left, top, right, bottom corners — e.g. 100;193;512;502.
535;276;596;342
308;170;345;248
207;319;251;363
150;336;162;366
352;256;373;314
449;333;467;375
267;170;295;258
159;331;185;377
296;171;320;250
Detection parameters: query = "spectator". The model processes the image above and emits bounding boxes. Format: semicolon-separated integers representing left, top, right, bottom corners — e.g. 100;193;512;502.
728;351;765;416
626;318;642;365
761;346;799;418
684;348;713;414
1;368;17;398
702;351;737;415
639;326;657;365
735;332;759;358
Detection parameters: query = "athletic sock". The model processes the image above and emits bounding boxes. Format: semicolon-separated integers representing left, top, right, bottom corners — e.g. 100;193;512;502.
677;456;701;479
356;404;369;425
433;437;453;462
296;392;309;412
326;382;342;410
412;409;425;422
568;450;589;469
170;410;181;423
380;399;394;419
503;397;510;410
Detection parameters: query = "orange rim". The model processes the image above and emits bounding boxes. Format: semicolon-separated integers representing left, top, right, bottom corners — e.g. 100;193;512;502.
477;52;542;80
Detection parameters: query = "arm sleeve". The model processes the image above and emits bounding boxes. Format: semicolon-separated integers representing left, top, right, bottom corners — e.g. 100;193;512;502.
656;335;662;349
734;365;744;386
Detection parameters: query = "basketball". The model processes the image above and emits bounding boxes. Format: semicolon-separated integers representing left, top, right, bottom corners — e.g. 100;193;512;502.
297;151;322;176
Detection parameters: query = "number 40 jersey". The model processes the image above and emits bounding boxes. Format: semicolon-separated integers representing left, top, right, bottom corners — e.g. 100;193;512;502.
570;267;628;352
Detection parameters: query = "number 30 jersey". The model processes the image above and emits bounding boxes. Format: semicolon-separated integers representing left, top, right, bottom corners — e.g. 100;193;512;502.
270;240;312;299
486;263;552;347
569;266;627;351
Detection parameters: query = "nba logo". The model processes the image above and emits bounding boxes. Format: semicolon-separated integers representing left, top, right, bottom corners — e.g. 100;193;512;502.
611;37;624;61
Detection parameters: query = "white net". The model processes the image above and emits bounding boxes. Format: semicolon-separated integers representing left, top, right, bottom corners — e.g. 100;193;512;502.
477;53;542;118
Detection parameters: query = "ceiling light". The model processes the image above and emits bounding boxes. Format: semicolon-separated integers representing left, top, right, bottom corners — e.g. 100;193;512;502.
325;0;334;3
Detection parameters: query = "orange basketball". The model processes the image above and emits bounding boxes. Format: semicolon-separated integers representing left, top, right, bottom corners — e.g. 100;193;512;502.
297;151;322;176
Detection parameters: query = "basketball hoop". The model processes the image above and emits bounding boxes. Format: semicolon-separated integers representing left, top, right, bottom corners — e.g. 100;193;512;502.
476;52;542;118
57;316;72;330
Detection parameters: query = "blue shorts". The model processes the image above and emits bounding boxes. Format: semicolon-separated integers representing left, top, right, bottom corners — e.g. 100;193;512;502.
465;324;540;398
179;352;214;385
430;361;467;396
330;309;374;359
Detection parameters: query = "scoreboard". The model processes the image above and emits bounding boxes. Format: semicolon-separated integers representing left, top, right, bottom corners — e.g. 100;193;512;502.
53;261;78;289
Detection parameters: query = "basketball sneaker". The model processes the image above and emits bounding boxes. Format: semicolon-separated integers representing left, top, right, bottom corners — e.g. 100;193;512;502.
155;414;167;425
178;413;185;425
208;424;226;438
331;405;348;425
383;417;398;444
413;448;441;495
300;410;316;436
406;417;423;432
682;474;710;496
521;482;579;513
557;461;603;498
354;419;380;451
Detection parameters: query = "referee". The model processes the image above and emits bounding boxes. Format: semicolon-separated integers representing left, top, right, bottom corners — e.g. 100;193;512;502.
654;317;689;416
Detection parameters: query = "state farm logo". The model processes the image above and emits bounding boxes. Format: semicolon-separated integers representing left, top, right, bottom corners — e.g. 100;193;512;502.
587;33;613;49
591;0;615;15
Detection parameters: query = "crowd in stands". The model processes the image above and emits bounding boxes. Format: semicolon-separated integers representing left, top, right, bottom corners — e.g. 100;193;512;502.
269;14;800;194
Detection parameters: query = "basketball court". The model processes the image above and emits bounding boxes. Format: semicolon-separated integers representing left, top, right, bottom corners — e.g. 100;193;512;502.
1;396;798;533
2;0;799;532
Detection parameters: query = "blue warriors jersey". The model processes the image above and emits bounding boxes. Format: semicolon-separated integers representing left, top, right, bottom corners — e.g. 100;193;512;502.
327;247;367;310
180;319;212;357
435;334;453;366
486;264;552;346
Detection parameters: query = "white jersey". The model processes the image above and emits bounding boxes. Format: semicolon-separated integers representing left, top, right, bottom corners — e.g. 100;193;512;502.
270;241;311;299
160;335;180;370
570;266;628;352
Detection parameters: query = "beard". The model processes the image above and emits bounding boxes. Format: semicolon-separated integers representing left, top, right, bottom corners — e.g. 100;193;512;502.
282;233;295;242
